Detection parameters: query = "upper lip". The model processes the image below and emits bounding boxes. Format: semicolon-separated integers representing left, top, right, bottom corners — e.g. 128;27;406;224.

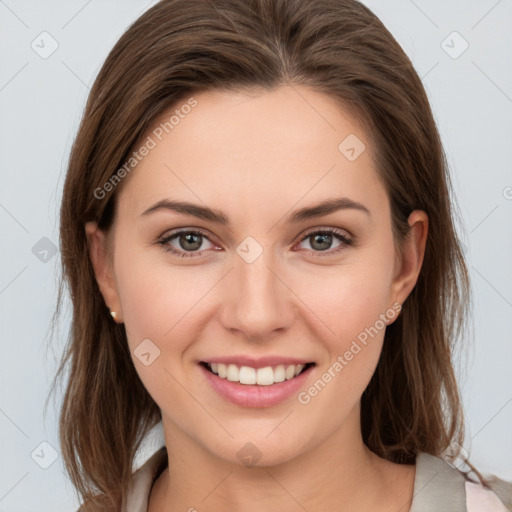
200;356;314;369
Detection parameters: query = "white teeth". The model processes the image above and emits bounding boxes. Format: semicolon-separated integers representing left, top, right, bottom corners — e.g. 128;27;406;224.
217;363;227;378
285;365;295;380
274;364;286;383
206;362;310;385
239;366;256;385
256;366;274;386
226;364;239;382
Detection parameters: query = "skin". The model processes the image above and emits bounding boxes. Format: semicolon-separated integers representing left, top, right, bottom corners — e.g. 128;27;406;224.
86;84;428;512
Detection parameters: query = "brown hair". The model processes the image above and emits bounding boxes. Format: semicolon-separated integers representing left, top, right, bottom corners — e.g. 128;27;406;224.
48;0;476;509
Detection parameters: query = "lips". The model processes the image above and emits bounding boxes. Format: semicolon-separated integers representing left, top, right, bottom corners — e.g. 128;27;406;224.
199;359;316;408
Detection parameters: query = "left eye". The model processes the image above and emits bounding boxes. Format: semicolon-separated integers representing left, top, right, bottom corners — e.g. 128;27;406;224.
296;229;353;255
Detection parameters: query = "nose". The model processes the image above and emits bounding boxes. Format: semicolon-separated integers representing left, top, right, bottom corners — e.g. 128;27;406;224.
219;247;295;341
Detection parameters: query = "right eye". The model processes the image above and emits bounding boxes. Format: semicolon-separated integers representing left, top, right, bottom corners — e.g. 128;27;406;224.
157;229;218;258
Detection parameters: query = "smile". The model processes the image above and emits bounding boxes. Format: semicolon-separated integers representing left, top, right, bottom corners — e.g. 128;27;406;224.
199;360;316;408
201;362;314;385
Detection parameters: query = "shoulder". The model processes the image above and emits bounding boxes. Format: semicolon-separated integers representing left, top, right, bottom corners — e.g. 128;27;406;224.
411;452;511;512
122;446;168;512
75;447;168;512
465;480;512;511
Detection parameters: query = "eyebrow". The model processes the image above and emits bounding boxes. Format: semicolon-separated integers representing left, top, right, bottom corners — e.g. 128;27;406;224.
141;197;371;224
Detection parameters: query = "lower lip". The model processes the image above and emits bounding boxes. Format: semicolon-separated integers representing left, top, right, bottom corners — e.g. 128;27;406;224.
200;364;314;408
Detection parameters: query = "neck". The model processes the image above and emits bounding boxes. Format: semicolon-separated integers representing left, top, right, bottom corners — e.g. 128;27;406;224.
149;408;415;512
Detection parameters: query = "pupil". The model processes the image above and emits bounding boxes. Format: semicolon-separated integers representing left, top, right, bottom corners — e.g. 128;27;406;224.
180;233;202;251
311;233;331;251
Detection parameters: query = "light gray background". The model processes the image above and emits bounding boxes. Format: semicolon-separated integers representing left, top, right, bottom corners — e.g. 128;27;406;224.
0;1;511;510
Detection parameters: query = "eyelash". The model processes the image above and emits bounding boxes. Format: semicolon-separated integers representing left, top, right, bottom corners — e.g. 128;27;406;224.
156;227;354;259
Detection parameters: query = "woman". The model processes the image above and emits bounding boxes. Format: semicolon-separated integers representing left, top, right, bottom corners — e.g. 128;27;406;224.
51;0;511;510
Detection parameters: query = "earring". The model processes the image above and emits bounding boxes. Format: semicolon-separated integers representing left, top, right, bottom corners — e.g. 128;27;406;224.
110;310;117;321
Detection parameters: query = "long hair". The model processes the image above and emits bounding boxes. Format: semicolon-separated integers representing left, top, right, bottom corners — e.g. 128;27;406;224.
49;0;473;509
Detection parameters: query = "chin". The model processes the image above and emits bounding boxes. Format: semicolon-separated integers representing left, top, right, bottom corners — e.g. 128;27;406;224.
206;429;313;468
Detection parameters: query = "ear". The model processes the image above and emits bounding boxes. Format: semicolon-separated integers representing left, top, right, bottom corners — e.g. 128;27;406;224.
85;221;123;323
388;210;428;319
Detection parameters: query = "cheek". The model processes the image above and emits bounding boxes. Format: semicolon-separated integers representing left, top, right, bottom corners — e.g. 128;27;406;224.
316;278;388;378
113;255;208;413
113;234;203;339
294;246;395;401
302;250;394;348
113;248;225;392
117;269;173;345
294;287;389;427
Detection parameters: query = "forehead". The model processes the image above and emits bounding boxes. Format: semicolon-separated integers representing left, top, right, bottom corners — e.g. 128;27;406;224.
117;85;385;221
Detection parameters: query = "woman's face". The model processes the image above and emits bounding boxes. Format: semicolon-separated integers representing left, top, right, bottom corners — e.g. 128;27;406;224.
87;84;427;466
